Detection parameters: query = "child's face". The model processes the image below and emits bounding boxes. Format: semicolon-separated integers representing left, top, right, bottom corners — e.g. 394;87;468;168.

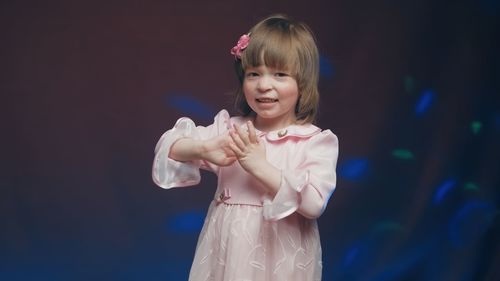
243;65;299;129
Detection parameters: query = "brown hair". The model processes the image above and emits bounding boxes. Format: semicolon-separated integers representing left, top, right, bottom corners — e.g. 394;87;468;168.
233;14;320;124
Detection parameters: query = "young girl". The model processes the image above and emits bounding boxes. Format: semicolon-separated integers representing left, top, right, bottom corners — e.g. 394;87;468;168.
153;15;339;281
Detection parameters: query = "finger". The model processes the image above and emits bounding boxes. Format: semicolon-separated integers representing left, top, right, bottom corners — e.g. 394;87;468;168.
233;123;250;145
221;140;236;157
246;121;258;144
228;139;243;157
229;129;246;151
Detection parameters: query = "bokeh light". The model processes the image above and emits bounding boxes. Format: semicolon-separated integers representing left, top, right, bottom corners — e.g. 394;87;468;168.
415;89;435;117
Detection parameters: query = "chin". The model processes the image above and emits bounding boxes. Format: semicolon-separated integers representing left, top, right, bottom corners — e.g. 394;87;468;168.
254;111;277;119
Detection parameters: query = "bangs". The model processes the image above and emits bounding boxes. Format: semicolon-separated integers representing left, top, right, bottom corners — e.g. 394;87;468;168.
240;30;298;74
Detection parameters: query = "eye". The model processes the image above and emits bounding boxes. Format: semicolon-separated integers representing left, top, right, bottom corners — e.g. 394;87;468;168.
245;72;259;77
275;72;290;77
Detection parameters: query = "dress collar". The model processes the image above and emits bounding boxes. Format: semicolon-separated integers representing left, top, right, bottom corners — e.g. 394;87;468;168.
229;116;321;141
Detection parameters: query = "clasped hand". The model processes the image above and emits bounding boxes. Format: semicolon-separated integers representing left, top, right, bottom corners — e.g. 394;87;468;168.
201;121;266;173
228;121;266;174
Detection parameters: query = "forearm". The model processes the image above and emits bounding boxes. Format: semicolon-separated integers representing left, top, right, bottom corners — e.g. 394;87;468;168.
168;138;204;162
248;161;282;197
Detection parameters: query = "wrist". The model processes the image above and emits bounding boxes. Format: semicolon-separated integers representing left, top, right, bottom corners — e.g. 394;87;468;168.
169;137;203;162
194;139;207;160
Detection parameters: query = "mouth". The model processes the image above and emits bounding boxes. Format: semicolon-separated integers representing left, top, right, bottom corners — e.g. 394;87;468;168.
256;98;278;103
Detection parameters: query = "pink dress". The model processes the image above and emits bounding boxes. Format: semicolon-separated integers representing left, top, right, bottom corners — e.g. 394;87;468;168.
152;110;339;281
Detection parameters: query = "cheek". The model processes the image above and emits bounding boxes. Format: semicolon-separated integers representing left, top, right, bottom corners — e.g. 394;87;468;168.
281;79;299;96
242;82;253;98
282;85;299;100
242;88;252;106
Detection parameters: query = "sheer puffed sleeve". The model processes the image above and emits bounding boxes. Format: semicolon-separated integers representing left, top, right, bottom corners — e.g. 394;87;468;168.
152;110;230;189
263;130;339;221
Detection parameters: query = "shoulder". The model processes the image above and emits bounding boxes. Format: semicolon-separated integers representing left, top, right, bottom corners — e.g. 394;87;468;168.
289;124;339;154
211;109;250;134
303;126;338;151
312;128;338;144
303;127;339;160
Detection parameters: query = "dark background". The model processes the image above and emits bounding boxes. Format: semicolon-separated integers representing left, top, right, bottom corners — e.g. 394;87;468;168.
1;0;499;280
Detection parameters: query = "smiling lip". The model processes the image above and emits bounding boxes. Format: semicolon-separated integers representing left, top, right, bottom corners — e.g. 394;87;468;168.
256;98;278;103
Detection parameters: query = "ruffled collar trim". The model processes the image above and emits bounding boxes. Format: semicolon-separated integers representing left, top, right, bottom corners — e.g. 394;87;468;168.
227;113;321;141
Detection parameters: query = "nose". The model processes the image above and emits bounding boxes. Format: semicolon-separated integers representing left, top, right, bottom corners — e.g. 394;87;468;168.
257;76;272;92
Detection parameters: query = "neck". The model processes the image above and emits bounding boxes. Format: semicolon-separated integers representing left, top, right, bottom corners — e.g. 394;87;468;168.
253;115;296;132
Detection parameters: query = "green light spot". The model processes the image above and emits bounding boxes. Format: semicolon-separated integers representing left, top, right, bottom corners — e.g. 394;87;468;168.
392;149;414;160
404;75;415;94
471;121;482;135
463;182;480;191
372;221;403;234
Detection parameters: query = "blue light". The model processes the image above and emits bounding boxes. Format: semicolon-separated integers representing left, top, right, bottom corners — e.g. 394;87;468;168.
415;89;435;116
338;158;369;181
167;210;205;234
319;55;335;78
342;242;362;268
165;94;215;122
432;178;457;205
448;200;496;248
495;112;500;130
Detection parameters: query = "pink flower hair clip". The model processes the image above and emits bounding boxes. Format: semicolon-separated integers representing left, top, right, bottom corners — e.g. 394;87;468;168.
230;33;250;60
